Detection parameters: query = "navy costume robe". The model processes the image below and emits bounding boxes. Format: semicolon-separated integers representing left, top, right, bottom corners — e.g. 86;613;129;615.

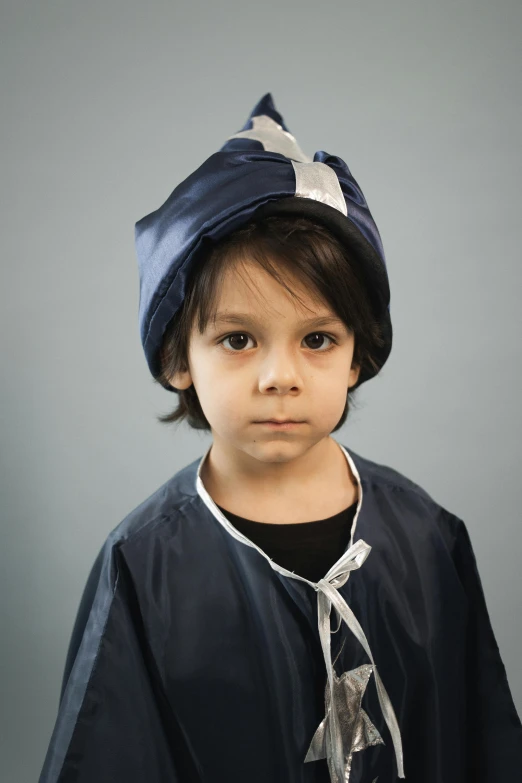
38;441;522;783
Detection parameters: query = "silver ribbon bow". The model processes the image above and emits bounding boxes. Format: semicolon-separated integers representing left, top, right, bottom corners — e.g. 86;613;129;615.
305;538;405;781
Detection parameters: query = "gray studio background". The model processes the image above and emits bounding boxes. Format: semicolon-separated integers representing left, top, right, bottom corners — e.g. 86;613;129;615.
2;1;521;780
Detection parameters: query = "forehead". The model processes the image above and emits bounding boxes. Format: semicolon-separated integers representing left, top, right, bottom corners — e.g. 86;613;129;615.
210;257;335;321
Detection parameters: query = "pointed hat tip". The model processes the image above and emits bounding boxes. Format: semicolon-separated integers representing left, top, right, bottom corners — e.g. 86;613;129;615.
247;92;288;131
250;92;276;117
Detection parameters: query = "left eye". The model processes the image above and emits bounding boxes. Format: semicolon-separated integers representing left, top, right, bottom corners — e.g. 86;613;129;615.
304;332;335;351
219;332;336;352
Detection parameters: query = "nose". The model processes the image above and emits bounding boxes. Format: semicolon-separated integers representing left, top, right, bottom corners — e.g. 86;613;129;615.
258;345;302;393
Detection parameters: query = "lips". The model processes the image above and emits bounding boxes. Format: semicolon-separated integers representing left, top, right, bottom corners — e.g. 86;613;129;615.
256;420;303;424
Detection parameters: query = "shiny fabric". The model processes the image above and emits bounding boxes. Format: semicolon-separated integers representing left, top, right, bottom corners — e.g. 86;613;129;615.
39;442;522;782
197;445;404;781
305;661;385;782
134;93;392;391
292;160;348;215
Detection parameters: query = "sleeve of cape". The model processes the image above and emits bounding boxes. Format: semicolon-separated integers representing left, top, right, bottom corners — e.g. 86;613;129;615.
38;537;182;783
450;514;522;779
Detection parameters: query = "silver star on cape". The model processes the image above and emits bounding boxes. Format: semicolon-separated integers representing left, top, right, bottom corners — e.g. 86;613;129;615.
305;664;384;783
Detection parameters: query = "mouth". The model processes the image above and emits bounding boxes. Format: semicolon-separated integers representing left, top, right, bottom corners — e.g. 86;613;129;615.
253;420;305;429
254;418;305;424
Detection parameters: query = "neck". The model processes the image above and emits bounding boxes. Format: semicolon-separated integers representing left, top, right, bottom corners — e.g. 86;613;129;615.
200;437;359;524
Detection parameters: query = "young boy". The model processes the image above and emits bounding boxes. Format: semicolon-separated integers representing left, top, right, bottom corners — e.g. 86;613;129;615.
39;94;522;783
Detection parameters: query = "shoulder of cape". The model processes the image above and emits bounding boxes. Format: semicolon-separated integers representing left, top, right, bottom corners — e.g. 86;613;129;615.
345;444;435;498
102;455;202;551
344;444;461;531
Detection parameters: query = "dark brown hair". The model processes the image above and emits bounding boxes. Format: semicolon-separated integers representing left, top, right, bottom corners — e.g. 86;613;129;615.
154;214;386;432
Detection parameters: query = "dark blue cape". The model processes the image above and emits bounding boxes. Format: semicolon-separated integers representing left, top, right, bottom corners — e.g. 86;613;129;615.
39;443;522;782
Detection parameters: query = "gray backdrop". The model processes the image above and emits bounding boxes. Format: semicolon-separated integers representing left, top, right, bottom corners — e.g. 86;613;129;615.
2;1;521;780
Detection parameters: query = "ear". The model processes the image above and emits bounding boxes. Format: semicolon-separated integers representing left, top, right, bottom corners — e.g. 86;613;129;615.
168;368;193;390
348;362;361;389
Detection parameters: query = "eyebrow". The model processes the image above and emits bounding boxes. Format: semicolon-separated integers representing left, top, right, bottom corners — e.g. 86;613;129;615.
211;312;346;329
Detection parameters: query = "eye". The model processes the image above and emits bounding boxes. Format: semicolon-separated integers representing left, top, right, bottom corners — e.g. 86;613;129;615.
218;332;337;352
303;332;337;351
219;333;255;352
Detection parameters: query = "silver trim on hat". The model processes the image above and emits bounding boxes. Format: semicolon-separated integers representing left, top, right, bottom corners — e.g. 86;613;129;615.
227;114;312;162
292;160;347;216
227;114;347;216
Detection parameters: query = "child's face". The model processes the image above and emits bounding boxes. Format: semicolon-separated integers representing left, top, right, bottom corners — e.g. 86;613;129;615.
168;258;360;463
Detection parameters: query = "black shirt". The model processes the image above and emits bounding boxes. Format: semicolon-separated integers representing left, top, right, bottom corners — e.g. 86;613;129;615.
216;501;358;583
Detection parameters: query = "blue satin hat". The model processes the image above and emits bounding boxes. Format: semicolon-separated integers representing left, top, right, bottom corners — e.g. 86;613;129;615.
134;93;392;392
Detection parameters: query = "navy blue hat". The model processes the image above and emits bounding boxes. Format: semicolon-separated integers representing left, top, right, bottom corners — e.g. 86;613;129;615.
134;93;392;392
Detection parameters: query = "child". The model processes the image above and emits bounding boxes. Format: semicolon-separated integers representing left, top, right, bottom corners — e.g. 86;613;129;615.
39;94;522;783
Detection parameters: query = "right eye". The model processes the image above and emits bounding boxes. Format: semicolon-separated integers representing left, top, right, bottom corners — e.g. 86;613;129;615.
219;333;254;352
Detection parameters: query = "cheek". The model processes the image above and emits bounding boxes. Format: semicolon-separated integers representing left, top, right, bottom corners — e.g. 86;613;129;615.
317;372;351;409
199;380;242;420
321;387;348;412
199;355;247;389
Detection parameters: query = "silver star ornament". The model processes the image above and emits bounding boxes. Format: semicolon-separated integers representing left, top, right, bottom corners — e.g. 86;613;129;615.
305;664;384;783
